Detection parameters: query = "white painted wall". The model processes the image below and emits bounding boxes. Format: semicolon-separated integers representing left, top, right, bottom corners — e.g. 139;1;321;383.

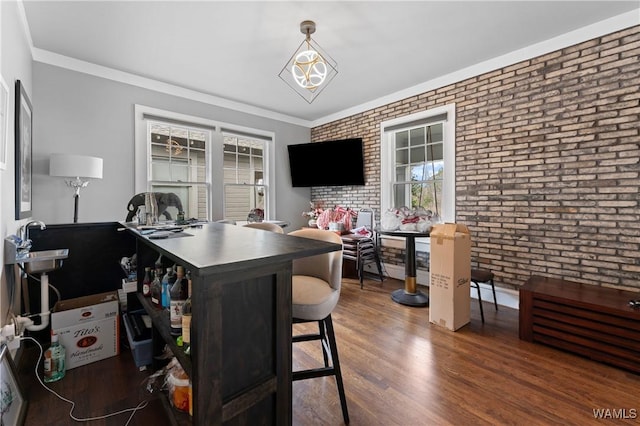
31;62;311;227
1;0;36;328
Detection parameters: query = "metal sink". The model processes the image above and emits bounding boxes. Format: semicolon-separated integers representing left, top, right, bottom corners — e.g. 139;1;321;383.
23;249;69;274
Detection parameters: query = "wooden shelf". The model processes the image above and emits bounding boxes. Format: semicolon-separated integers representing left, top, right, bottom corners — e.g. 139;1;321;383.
137;294;191;376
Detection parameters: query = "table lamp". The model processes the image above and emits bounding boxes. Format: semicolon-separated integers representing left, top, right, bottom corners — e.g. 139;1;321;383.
50;154;103;223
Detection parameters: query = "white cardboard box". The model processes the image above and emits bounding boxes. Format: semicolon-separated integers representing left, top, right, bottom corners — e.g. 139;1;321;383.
429;223;471;331
51;291;120;370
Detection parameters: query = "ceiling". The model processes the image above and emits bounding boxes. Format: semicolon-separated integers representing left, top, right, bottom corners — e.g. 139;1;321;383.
21;1;640;125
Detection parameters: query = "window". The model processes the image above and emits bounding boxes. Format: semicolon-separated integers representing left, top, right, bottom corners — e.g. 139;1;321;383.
380;104;456;248
222;132;267;222
148;122;210;220
134;105;275;222
392;123;444;215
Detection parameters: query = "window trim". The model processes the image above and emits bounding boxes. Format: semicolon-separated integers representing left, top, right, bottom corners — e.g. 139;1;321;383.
379;104;456;251
221;129;271;221
134;104;276;221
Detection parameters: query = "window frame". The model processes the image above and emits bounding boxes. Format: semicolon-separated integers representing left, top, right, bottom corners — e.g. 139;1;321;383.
221;131;270;222
380;104;456;251
134;105;276;221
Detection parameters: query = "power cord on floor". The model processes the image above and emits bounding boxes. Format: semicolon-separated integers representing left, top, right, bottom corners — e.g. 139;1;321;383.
22;336;149;425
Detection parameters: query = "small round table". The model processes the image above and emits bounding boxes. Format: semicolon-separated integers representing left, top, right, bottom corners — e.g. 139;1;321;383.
377;229;430;307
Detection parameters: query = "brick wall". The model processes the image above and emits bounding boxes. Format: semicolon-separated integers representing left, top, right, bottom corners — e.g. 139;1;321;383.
311;26;640;290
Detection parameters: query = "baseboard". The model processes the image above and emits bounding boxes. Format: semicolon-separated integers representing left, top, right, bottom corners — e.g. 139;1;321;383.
364;263;520;310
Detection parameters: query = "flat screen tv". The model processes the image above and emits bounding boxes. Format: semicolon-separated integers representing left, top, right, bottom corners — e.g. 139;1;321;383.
287;138;365;187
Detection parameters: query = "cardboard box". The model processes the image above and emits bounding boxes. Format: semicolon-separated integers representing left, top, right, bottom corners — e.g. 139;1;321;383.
52;292;120;370
429;223;471;331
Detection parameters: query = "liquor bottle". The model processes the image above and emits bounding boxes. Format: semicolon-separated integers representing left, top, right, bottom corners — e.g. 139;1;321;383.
142;267;152;297
170;266;187;336
182;270;192;354
161;267;174;309
44;332;66;383
151;265;163;307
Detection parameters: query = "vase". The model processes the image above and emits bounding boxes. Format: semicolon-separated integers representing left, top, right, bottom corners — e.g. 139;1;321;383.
308;219;318;228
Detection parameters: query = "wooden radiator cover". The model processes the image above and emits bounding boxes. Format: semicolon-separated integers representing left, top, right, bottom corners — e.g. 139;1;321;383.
519;275;640;374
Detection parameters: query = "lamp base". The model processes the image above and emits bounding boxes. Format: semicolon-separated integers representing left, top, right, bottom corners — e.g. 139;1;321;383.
73;193;79;223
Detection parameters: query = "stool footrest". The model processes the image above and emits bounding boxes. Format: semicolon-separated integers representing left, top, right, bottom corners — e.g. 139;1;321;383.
293;367;335;381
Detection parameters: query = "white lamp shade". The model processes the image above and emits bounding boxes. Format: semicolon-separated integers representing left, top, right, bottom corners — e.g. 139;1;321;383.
50;154;103;179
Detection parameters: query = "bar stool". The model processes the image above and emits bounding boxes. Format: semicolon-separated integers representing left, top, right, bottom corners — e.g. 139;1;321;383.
470;268;498;323
289;228;349;424
243;222;284;233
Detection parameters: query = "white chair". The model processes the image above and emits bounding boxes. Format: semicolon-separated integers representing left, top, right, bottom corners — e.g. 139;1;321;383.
341;208;384;288
289;228;349;424
243;222;284;233
215;219;236;225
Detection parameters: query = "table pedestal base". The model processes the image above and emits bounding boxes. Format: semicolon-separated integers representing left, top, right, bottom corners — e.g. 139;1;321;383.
391;289;429;307
392;276;429;307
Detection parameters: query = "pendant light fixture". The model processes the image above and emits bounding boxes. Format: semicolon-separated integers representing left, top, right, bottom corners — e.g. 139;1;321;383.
278;20;338;104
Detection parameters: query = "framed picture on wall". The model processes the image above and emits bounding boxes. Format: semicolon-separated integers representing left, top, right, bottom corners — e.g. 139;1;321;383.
0;74;9;170
15;80;32;219
0;344;28;426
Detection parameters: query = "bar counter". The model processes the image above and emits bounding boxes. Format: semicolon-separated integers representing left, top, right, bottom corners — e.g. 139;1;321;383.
125;222;341;425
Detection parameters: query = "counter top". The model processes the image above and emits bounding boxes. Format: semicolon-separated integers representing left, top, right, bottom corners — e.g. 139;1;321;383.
124;222;341;276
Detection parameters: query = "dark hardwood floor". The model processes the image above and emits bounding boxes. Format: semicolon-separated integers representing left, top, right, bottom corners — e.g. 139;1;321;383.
18;276;640;425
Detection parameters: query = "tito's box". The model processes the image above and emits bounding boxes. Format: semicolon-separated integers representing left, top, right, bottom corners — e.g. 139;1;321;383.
52;292;120;370
429;223;471;331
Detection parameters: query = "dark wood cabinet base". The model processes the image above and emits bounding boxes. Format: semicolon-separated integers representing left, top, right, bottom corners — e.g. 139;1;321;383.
519;275;640;374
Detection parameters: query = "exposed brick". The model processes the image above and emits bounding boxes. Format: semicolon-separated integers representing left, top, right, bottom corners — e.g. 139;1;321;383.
310;25;640;291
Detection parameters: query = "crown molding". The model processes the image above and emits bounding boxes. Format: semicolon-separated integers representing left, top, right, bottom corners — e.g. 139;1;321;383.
17;2;638;130
311;9;640;127
31;48;311;128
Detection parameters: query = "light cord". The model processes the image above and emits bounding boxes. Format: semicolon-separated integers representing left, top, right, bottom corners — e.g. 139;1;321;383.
22;336;149;425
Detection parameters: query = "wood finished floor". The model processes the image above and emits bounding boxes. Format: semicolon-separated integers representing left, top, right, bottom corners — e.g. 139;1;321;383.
19;276;640;425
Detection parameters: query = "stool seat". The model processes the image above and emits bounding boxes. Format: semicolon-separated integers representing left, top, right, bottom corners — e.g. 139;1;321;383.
290;228;350;424
470;268;498;323
471;268;494;283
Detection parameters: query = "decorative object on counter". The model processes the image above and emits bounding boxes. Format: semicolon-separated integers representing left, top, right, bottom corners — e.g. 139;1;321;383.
125;192;184;222
316;205;356;231
302;201;323;228
49;153;103;223
144;192;158;225
247;208;264;223
380;206;439;233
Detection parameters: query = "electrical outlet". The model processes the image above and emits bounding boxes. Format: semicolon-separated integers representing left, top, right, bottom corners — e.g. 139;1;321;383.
1;323;21;351
7;335;21;351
